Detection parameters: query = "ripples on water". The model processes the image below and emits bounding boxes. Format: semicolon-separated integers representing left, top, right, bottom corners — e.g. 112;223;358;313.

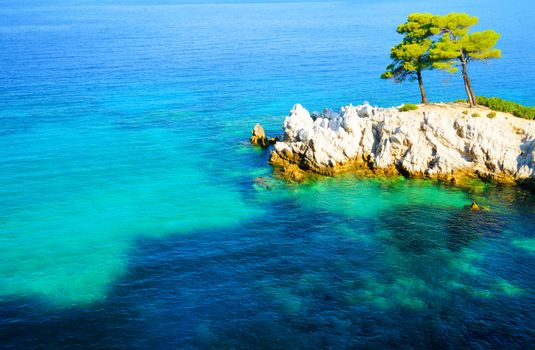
0;0;534;348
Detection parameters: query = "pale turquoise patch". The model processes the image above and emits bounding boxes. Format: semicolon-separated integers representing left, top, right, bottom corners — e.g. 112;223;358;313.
511;238;535;253
0;125;262;307
496;279;523;297
290;176;468;218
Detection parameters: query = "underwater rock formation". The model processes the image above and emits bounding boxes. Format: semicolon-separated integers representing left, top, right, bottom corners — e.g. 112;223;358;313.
270;103;535;187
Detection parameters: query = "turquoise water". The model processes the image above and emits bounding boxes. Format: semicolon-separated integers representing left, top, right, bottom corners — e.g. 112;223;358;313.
1;0;534;348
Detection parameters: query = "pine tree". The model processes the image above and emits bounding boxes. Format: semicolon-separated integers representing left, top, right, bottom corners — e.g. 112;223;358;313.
382;13;437;104
430;13;501;107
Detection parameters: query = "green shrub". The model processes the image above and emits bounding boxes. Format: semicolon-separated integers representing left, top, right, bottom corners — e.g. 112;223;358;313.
487;111;497;119
476;96;535;120
455;99;467;103
399;104;418;112
462;110;468;115
514;106;535;120
472;113;481;118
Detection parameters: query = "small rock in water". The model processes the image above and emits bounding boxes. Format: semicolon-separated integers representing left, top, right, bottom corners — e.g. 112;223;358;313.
251;123;267;147
470;201;480;211
464;201;488;212
250;123;277;148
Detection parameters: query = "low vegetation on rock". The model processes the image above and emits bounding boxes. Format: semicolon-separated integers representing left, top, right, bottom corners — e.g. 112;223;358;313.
399;104;419;112
476;96;535;120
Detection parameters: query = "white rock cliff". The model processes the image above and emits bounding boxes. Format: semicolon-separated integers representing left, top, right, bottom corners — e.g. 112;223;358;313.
270;103;535;187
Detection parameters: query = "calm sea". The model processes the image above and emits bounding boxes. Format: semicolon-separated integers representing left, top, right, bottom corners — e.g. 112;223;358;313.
1;0;534;348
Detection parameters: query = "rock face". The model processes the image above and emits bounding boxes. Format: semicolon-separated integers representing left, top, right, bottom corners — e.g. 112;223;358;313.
270;103;535;187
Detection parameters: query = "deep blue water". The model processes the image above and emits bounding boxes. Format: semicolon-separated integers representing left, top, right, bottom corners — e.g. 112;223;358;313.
1;0;534;348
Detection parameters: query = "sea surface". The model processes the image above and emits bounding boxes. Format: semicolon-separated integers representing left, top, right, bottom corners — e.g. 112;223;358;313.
1;0;534;348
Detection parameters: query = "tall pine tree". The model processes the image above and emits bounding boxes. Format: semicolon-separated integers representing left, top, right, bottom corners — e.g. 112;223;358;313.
382;13;437;104
430;13;501;107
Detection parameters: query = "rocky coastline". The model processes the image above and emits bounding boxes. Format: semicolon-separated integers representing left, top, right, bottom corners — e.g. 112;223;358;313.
268;103;535;188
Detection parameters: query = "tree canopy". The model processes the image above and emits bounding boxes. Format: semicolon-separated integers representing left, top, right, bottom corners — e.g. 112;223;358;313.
381;13;435;103
383;12;501;107
430;29;501;72
429;13;501;106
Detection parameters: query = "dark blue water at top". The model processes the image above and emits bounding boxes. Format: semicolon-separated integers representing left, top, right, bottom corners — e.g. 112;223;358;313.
0;0;534;349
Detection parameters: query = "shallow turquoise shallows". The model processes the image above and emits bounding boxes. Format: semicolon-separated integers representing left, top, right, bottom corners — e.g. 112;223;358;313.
1;0;534;348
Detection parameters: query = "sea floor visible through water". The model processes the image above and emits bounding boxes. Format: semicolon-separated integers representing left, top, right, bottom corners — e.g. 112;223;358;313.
1;0;534;348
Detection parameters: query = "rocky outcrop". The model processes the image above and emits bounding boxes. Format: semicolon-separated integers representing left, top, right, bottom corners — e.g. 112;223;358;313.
270;103;535;188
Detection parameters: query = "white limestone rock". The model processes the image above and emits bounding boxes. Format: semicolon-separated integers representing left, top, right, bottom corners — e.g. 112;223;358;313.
270;103;535;187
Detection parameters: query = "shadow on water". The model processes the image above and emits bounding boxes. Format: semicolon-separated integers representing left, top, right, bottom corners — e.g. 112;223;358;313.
376;205;451;255
1;193;534;349
445;207;507;252
0;201;370;349
375;201;505;255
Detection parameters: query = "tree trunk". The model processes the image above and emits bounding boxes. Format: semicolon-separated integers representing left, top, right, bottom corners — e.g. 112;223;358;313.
461;59;476;107
417;70;428;104
466;74;477;107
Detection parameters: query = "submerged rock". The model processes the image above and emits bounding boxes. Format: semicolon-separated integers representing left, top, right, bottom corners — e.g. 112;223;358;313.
253;176;273;190
463;201;490;212
273;163;307;183
269;103;535;188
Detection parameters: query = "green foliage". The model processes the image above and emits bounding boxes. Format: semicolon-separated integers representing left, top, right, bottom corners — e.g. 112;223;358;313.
471;112;481;118
487;111;497;119
462;110;468;115
399;104;419;112
455;99;467;103
476;96;514;113
433;13;478;37
476;96;535;120
429;14;501;72
397;13;438;38
390;40;432;74
382;13;435;83
427;13;501;107
517;107;535;120
383;12;502;107
465;30;502;60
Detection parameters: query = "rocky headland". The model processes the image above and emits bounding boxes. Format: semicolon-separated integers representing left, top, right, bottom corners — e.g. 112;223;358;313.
269;103;535;188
